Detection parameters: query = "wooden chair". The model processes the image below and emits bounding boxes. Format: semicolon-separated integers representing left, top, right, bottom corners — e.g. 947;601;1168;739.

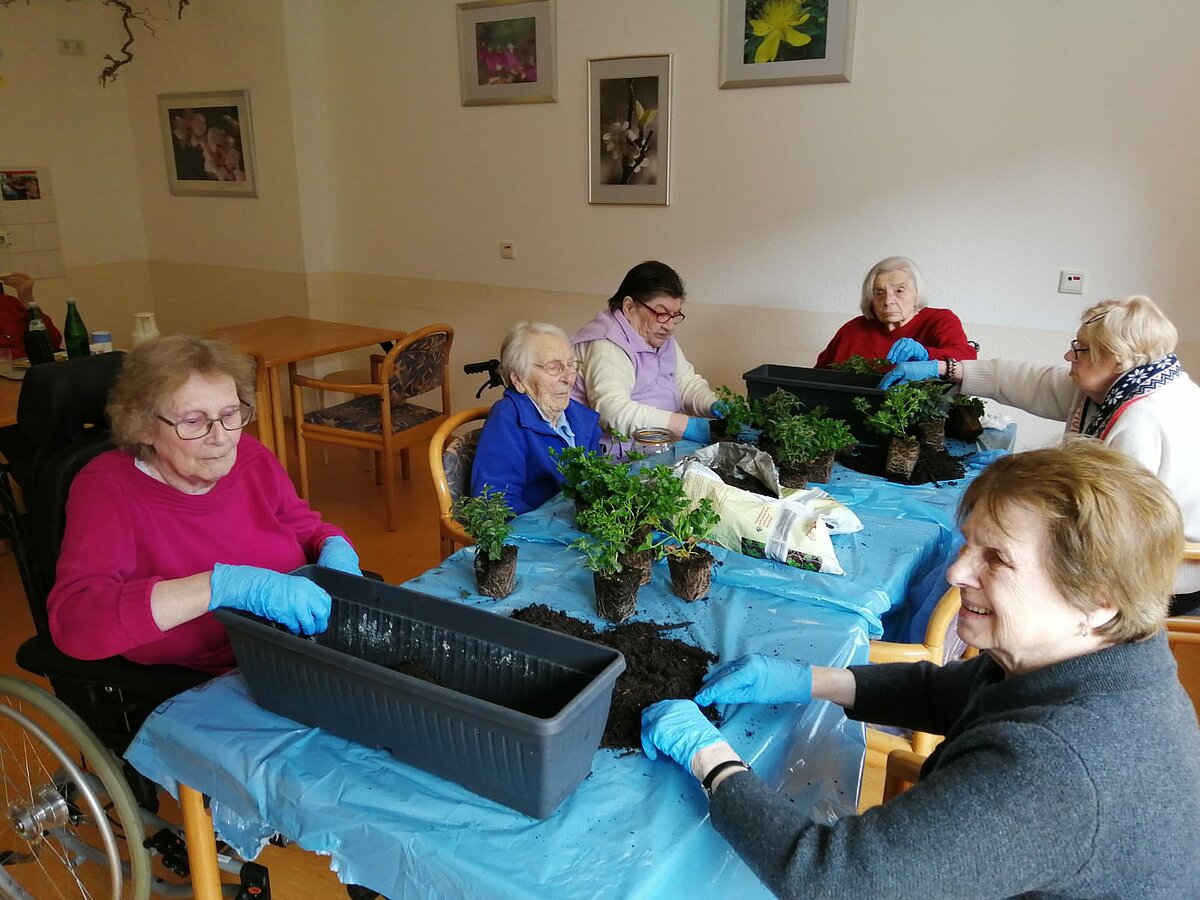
1167;616;1200;721
428;406;490;559
865;585;978;762
290;323;453;531
882;748;926;802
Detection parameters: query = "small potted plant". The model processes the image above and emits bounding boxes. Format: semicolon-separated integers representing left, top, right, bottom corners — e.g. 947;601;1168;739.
853;384;925;481
802;412;856;483
908;379;953;452
947;393;986;441
710;386;755;443
768;410;856;488
655;496;721;601
751;389;803;458
572;494;643;622
455;486;518;598
554;445;629;523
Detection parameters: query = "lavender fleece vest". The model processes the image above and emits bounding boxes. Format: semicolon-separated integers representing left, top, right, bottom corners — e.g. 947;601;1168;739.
570;309;682;414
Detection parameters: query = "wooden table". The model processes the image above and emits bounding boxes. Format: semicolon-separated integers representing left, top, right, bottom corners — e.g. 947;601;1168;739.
204;317;405;466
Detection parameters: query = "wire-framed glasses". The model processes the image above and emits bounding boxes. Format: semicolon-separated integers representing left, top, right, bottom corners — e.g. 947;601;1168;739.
1069;340;1091;361
533;360;579;377
634;297;686;324
157;401;254;440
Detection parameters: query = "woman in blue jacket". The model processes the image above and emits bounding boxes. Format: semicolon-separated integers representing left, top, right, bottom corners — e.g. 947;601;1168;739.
471;322;601;516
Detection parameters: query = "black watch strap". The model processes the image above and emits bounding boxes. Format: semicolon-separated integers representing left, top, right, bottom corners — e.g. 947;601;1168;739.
701;760;751;798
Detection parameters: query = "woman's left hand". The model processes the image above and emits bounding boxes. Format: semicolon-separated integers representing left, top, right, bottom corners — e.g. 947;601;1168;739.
640;699;724;769
886;337;930;363
317;536;362;575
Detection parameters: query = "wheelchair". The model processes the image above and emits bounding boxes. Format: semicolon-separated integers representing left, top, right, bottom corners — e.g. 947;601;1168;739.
0;354;264;899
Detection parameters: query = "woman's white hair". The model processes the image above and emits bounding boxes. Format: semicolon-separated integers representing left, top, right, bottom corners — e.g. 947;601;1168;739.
499;321;569;388
1079;295;1178;372
859;256;928;320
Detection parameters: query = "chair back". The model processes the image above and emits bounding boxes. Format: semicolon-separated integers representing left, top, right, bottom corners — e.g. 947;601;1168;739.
382;323;454;406
429;406;490;556
1167;616;1200;721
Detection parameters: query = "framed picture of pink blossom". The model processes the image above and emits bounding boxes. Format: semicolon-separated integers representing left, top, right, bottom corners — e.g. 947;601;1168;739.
456;0;557;106
588;54;672;206
157;90;257;197
720;0;856;89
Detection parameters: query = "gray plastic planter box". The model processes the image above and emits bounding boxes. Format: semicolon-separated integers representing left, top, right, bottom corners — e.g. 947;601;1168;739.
744;363;885;441
215;566;626;818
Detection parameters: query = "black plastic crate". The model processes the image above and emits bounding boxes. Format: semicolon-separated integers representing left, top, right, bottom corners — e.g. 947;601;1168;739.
215;566;626;818
744;363;885;441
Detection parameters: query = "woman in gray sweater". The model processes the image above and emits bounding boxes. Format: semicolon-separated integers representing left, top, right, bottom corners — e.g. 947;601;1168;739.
642;439;1200;898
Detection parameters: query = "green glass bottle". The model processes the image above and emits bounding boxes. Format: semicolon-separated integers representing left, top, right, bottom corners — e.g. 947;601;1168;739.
64;298;91;359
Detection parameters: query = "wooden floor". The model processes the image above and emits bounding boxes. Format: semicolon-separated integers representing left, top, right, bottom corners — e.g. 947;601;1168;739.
0;433;882;898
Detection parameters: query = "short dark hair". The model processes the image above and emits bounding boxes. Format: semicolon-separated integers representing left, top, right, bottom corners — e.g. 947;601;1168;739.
607;260;685;311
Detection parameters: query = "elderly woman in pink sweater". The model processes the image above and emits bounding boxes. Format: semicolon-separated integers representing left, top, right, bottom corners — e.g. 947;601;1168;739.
48;334;360;673
571;260;719;448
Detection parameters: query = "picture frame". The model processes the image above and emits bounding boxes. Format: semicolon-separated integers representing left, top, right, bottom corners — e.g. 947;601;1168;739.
158;90;258;197
588;54;672;206
719;0;856;89
456;0;557;106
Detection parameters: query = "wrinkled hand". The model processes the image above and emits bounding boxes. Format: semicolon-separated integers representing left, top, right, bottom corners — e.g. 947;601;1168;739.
886;337;930;363
0;272;35;305
695;654;813;706
878;360;939;389
209;564;332;635
966;449;1008;469
710;400;730;420
640;699;725;770
682;417;711;444
317;536;361;576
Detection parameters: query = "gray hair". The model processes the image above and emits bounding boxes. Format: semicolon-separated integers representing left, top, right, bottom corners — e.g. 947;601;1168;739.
499;321;570;388
860;256;928;320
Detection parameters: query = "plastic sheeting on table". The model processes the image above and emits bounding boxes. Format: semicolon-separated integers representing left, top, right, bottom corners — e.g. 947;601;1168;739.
127;556;871;900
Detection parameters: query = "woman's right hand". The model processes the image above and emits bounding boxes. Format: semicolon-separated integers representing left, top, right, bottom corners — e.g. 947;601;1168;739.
0;272;35;305
695;654;813;706
209;564;332;635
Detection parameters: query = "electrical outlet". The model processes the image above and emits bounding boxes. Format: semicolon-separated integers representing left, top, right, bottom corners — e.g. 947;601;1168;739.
0;231;11;249
1058;269;1085;295
57;38;86;56
500;241;515;260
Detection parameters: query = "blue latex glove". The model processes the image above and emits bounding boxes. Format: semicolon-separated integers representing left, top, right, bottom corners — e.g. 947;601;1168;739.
710;400;729;419
682;417;711;443
640;699;725;768
209;564;332;636
966;449;1008;469
886;337;930;363
318;536;361;576
694;654;813;706
878;360;939;389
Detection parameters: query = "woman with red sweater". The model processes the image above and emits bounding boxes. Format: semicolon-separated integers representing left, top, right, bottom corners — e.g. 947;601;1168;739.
1;272;63;356
815;256;976;373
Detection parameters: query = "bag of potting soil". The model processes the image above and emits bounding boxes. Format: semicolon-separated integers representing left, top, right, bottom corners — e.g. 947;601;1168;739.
672;458;848;575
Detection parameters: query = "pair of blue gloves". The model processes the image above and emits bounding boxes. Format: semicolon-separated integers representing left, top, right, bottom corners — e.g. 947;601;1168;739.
640;654;812;772
208;536;362;635
878;337;939;389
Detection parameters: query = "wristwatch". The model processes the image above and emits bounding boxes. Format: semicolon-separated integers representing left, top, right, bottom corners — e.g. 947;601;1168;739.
701;759;752;799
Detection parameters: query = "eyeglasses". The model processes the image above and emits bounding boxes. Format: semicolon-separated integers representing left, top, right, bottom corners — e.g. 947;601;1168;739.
634;297;686;325
157;401;254;440
533;360;579;377
1069;340;1091;361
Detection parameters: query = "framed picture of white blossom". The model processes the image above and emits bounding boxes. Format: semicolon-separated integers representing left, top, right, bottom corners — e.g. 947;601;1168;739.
158;90;258;197
720;0;856;89
588;54;671;206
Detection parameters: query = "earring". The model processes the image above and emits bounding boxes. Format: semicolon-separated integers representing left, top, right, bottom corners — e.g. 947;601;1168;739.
1078;621;1090;638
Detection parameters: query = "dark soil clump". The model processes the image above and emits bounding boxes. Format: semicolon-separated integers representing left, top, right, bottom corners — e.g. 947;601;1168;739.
511;604;716;750
838;441;965;485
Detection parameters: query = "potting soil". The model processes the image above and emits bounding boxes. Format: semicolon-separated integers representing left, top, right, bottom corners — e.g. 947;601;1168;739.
511;604;716;750
838;441;966;485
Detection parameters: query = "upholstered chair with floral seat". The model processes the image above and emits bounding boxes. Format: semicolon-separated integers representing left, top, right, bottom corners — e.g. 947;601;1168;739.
290;323;453;531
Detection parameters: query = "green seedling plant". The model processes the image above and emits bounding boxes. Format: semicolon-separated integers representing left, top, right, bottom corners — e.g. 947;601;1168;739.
853;383;927;439
829;355;890;376
909;378;953;423
713;386;755;437
455;486;514;562
657;497;720;560
807;413;856;455
950;393;986;416
752;388;804;434
571;491;642;576
553;446;632;509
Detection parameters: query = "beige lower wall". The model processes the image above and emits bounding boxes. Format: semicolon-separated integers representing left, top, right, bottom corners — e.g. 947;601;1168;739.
30;261;154;350
142;264;1200;452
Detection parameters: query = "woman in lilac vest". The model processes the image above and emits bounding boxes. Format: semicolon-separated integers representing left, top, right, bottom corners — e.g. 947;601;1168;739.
571;261;718;448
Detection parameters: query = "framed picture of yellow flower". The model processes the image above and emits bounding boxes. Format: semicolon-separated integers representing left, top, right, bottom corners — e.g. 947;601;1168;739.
720;0;856;89
588;54;672;206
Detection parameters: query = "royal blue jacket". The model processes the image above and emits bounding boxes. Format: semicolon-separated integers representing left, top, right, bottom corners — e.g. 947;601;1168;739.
470;389;601;517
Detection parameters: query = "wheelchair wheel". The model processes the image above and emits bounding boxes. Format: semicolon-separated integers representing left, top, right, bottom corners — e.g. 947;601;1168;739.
0;675;151;900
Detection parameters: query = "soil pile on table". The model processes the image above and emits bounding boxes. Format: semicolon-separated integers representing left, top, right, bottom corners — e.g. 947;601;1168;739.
837;442;966;485
511;604;716;750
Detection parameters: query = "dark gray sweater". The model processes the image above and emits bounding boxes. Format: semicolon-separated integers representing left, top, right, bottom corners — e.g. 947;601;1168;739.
710;632;1200;898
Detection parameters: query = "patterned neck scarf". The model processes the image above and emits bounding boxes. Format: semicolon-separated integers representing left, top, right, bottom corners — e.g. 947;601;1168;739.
1071;354;1181;439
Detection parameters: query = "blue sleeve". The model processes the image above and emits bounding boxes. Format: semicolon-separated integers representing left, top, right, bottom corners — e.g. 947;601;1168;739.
470;402;533;517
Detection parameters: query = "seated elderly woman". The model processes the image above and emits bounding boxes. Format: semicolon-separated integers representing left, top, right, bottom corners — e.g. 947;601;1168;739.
884;294;1200;614
48;334;361;673
471;322;602;516
572;261;719;447
641;440;1200;897
815;256;977;371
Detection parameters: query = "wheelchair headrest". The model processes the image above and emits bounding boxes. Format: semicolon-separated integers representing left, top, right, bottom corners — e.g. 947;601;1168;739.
17;352;126;452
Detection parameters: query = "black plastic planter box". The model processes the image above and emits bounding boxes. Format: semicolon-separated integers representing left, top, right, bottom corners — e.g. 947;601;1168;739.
744;364;885;441
215;566;626;818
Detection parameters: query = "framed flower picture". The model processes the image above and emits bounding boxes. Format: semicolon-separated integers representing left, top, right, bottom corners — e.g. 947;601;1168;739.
720;0;857;88
588;54;672;206
158;90;258;197
456;0;557;106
